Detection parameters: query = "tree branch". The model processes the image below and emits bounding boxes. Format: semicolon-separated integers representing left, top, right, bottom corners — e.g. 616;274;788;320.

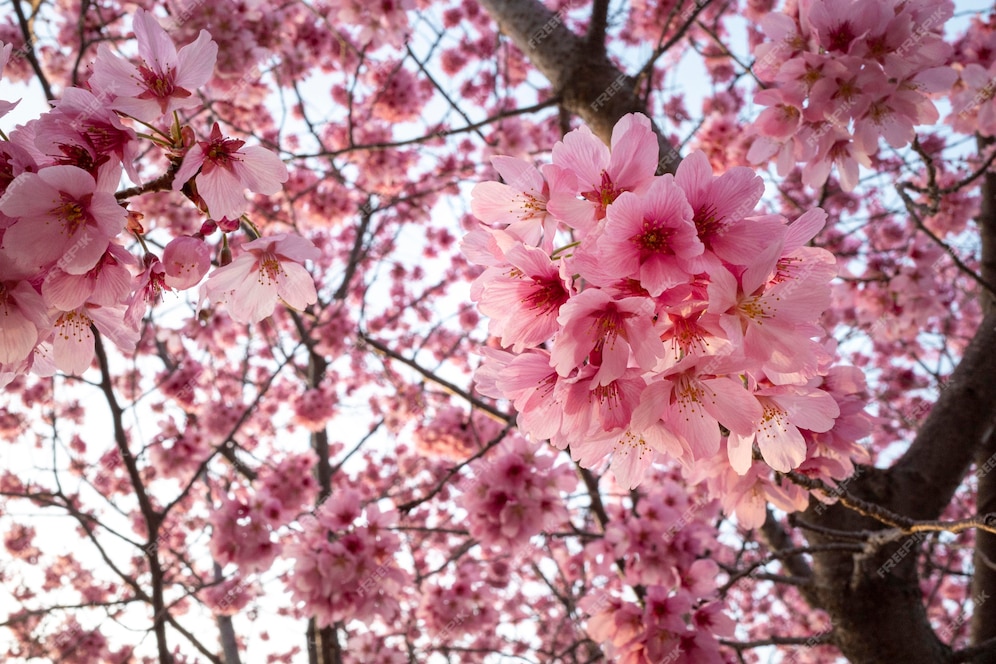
475;0;681;172
971;134;996;651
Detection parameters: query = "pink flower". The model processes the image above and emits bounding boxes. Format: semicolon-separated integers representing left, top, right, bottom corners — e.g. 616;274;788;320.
50;304;138;376
471;155;557;250
753;89;804;140
752;13;809;82
162;235;211;290
707;214;836;384
0;43;20;120
204;233;320;324
951;62;996;136
557;366;647;443
551;288;664;386
124;254;169;327
90;8;218;122
42;243;134;310
807;0;874;55
475;243;570;352
173;123;289;221
583;176;703;296
38;87;141;184
657;361;762;461
0;279;49;367
486;348;566;441
727;383;839;473
0;142;38;228
0;165;124;274
801;126;871;191
673;150;779;269
547;113;658;234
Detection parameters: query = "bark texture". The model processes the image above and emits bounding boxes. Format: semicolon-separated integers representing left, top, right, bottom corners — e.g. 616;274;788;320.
970;143;996;662
475;0;681;173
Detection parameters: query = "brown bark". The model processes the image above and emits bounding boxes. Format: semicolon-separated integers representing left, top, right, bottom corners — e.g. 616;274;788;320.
971;141;996;661
475;0;680;173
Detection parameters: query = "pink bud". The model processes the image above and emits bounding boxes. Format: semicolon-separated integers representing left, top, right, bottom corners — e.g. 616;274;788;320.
162;235;211;290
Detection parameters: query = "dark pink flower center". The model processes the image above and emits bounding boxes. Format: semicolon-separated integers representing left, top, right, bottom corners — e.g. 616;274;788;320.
582;171;624;219
693;203;723;242
202;135;246;174
634;218;675;258
520;274;569;314
137;64;192;112
825;21;857;53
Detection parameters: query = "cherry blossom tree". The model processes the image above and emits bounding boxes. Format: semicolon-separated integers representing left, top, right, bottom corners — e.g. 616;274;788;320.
2;1;996;663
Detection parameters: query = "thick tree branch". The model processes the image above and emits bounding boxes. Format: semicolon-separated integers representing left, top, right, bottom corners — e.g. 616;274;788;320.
476;0;681;173
11;0;54;101
972;135;996;655
889;310;996;520
213;563;243;664
586;0;611;52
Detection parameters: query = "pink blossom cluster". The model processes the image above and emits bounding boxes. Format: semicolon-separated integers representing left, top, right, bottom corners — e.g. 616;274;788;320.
583;586;734;664
0;10;313;383
292;384;338;432
411;404;503;459
466;112;870;521
460;435;577;551
254;453;319;524
341;631;410;664
948;15;996;136
418;559;500;639
208;454;319;573
285;489;409;628
201;575;255;617
594;483;721;588
329;0;415;51
366;62;433;123
149;418;211;480
687;361;873;529
747;0;957;191
581;479;734;664
48;620;129;664
209;492;282;574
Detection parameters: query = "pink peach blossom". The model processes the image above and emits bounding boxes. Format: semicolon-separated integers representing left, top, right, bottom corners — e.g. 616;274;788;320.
584;176;703;297
203;233;319;324
173;123;289;221
0;164;124;274
551;288;664;386
42;243;134;310
727;383;839;474
471;155;557;250
476;242;570;352
90;8;218;122
547;113;658;234
0;279;49;367
162;235;211;290
50;304;138;376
